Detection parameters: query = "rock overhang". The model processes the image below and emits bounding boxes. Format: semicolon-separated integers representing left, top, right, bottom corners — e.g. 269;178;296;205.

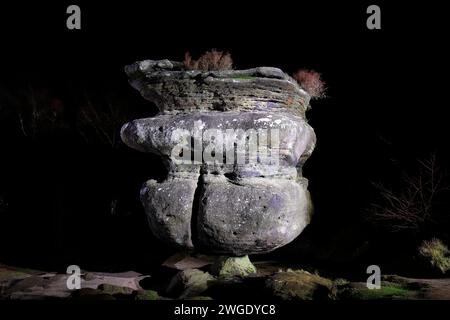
124;59;311;115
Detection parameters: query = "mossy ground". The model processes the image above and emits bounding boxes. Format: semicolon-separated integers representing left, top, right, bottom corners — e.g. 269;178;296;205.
210;256;257;278
0;264;35;282
0;262;447;300
134;290;160;300
337;280;427;300
266;270;333;300
353;283;410;300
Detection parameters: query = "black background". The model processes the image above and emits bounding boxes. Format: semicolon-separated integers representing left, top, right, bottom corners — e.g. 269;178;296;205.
0;1;449;277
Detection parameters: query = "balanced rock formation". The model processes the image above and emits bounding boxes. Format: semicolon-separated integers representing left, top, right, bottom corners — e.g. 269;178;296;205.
121;59;316;256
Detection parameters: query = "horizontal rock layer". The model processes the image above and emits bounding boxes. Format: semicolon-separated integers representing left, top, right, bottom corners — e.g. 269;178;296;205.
121;110;316;178
125;60;310;116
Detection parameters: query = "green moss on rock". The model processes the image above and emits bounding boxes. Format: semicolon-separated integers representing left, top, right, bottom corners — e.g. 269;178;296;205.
346;282;411;300
336;280;422;300
0;269;31;282
210;256;257;278
134;290;160;300
265;270;333;300
98;283;134;295
166;269;215;299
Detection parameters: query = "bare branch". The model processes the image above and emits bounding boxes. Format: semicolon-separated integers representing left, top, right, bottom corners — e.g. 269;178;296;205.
366;155;449;233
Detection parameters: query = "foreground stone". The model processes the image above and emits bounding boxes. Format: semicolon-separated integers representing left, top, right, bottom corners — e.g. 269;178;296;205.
210;256;257;278
0;264;147;300
162;252;216;270
165;269;215;299
98;283;134;295
3;263;450;300
134;289;161;300
265;270;333;300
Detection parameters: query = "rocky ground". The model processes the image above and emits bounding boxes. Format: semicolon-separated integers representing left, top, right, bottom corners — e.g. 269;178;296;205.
2;254;450;301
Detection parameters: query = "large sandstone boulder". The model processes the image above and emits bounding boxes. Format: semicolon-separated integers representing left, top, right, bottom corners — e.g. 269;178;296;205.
121;59;316;255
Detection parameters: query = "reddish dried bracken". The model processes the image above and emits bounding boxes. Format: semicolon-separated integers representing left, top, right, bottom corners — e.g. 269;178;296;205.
293;69;326;99
183;52;198;70
183;49;233;71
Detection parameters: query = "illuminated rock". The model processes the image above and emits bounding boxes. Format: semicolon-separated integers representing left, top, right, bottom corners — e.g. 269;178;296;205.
121;59;316;255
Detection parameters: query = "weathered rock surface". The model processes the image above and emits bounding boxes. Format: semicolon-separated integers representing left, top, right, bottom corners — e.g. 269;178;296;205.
265;270;333;300
121;110;316;176
140;175;198;249
134;289;161;300
121;59;316;255
165;269;215;299
210;256;257;278
3;263;448;301
125;60;310;115
0;264;148;300
97;283;134;295
162;252;217;270
196;175;311;255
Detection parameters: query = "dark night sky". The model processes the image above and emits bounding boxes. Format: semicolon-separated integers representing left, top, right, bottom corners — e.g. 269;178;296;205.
1;1;447;153
0;1;449;270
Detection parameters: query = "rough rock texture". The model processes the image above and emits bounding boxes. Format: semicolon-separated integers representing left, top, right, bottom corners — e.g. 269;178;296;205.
197;176;311;255
210;256;257;278
97;283;134;295
125;60;310;114
134;290;161;300
121;111;315;176
265;270;333;301
121;59;316;255
162;252;217;270
140;175;198;249
3;263;450;301
165;269;215;299
0;264;148;300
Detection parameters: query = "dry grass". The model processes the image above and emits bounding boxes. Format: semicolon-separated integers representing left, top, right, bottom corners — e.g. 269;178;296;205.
183;49;233;71
293;69;326;99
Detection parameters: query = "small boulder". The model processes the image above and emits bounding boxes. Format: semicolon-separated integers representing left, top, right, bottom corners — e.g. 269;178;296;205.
165;269;214;299
134;290;161;300
265;270;333;300
210;256;257;278
162;252;216;271
98;283;134;296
